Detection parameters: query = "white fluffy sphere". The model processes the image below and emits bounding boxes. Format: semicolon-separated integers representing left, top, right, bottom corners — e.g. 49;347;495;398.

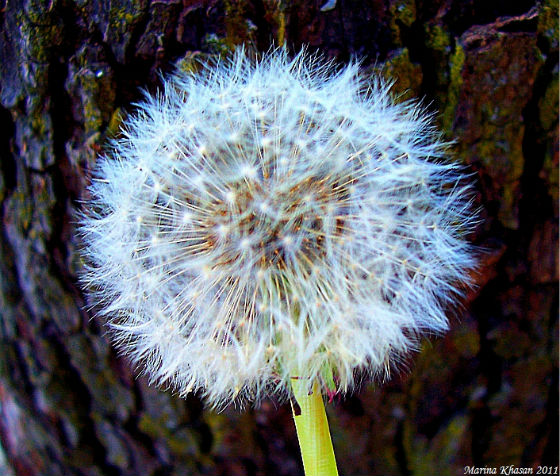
79;48;477;408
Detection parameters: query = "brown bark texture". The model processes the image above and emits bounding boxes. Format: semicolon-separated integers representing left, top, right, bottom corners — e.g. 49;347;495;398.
0;0;558;475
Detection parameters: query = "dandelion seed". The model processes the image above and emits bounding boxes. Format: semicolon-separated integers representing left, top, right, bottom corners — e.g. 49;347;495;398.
79;48;477;415
181;211;192;225
225;190;236;203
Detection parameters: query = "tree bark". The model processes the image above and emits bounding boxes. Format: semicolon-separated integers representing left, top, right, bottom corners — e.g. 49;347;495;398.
0;1;557;475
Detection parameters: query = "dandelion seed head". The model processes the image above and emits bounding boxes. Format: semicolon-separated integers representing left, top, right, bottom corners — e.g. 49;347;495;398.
79;48;477;408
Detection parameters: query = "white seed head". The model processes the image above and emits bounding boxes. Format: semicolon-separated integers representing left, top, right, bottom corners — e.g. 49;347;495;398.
79;48;477;408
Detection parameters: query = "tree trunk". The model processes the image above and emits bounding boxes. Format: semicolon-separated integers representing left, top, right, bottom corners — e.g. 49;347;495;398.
0;1;557;475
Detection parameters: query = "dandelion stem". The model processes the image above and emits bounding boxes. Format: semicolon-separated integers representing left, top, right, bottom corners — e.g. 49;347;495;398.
291;378;339;476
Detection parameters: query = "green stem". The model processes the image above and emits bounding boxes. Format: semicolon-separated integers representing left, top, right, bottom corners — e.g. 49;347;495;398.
290;378;339;476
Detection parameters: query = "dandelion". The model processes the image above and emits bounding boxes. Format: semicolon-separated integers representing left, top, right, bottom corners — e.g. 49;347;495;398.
79;48;477;475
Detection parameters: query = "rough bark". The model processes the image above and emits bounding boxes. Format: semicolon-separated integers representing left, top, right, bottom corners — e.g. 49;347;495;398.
0;1;557;475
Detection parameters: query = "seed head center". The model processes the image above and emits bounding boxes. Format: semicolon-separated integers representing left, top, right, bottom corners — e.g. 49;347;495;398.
201;174;349;276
